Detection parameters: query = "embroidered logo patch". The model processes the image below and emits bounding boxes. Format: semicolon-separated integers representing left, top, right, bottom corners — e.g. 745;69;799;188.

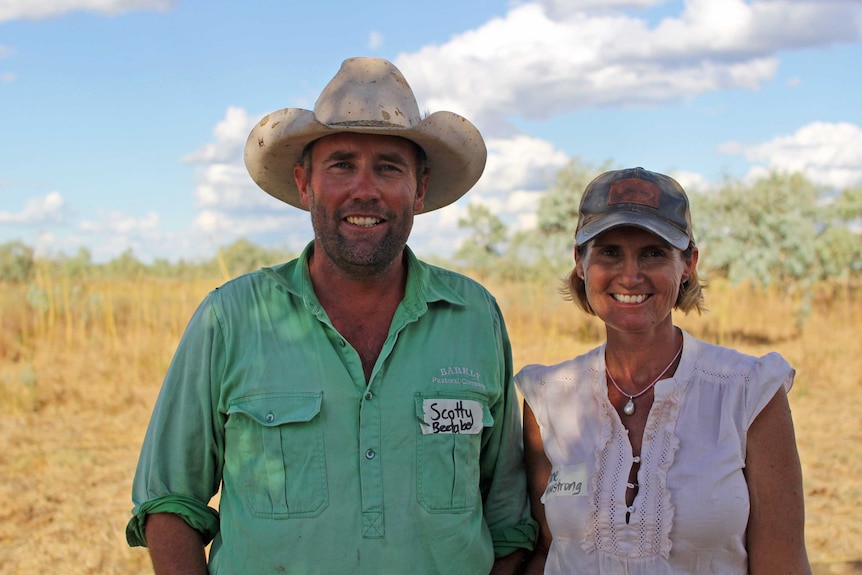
432;366;485;389
542;464;587;500
420;399;483;435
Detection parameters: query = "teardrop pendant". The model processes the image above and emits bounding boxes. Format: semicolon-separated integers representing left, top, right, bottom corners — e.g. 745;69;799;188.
623;398;636;416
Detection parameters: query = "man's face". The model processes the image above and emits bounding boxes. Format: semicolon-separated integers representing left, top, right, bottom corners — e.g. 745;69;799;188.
294;132;429;277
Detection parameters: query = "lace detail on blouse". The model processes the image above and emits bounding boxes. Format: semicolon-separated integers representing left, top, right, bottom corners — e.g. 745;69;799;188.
581;345;687;560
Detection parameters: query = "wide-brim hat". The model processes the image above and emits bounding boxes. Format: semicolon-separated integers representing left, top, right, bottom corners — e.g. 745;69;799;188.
575;167;694;250
244;57;487;213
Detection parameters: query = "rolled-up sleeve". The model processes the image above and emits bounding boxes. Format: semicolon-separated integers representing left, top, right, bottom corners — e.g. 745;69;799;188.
126;294;226;547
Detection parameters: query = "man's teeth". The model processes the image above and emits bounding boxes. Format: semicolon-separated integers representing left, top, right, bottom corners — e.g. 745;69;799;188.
346;216;381;227
613;294;648;304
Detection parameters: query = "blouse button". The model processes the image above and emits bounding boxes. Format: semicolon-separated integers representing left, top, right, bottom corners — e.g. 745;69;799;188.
627;505;636;514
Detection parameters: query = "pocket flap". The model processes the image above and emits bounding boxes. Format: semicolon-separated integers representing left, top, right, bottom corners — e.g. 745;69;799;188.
227;392;322;427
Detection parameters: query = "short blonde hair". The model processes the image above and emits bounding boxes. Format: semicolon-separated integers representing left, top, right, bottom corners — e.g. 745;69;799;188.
562;243;706;316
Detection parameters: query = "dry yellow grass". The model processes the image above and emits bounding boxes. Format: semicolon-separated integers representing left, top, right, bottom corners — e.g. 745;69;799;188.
0;268;859;573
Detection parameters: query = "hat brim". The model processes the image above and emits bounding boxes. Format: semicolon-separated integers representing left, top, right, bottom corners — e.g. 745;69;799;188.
244;108;487;213
576;211;691;250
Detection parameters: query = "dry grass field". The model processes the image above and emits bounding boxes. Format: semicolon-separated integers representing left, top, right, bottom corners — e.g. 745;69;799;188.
0;267;860;574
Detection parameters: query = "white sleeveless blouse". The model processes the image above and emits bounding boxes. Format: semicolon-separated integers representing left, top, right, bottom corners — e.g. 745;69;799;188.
515;329;793;574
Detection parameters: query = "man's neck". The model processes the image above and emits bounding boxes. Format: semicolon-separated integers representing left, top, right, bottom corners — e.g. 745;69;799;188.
307;245;408;319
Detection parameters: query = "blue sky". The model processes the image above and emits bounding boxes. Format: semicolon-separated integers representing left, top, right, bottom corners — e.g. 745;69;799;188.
2;0;861;263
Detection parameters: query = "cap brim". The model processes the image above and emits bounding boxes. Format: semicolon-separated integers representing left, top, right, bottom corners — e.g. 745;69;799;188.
576;212;690;250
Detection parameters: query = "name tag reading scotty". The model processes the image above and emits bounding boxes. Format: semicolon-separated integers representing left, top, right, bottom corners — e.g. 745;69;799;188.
420;399;483;435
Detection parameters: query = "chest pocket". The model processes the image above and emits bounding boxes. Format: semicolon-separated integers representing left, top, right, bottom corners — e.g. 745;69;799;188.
225;392;328;518
414;392;494;513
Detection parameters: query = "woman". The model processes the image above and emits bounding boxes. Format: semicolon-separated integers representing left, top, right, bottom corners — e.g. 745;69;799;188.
516;167;811;574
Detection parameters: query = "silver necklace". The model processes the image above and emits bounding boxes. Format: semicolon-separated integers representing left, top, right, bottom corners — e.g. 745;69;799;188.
606;342;683;416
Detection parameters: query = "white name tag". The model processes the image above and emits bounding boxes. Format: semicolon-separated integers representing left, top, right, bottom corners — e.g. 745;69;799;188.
542;464;588;500
420;399;483;435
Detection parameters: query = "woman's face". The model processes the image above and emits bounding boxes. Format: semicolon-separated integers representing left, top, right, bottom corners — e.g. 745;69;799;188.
575;226;697;336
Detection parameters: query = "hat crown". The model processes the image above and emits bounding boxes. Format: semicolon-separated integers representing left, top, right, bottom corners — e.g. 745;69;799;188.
245;57;487;213
314;57;422;129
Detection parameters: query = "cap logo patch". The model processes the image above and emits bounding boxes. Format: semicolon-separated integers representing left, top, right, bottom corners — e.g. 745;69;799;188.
608;178;661;209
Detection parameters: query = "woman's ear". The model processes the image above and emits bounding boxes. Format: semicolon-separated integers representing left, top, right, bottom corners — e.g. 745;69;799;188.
574;247;585;280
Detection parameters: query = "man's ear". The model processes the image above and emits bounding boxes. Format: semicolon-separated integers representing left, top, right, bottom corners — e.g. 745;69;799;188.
413;172;430;212
295;164;311;207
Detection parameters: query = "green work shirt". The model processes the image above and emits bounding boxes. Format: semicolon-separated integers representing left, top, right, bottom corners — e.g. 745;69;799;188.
127;244;536;574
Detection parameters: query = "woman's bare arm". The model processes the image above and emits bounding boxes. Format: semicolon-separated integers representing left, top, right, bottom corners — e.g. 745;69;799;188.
521;401;553;575
745;389;811;574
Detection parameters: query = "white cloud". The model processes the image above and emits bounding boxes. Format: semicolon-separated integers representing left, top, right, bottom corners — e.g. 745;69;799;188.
183;106;255;165
0;191;68;224
368;30;383;49
536;0;663;17
477;135;569;196
409;134;570;254
397;0;862;133
0;0;174;23
669;171;715;194
720;121;862;189
79;209;160;234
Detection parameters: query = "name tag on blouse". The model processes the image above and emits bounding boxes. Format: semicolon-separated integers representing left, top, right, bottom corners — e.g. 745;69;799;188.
543;464;587;499
420;399;483;435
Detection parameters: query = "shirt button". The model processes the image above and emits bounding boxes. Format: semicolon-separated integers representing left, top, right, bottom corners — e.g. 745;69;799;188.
364;392;373;401
265;413;275;423
627;505;636;514
365;449;376;460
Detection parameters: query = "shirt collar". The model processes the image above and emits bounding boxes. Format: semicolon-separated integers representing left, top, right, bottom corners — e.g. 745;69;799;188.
262;241;468;312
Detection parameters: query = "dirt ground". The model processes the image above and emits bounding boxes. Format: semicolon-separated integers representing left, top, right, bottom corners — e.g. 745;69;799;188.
0;278;860;573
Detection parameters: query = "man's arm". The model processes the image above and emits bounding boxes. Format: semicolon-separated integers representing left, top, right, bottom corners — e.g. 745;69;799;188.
145;513;208;575
490;548;526;575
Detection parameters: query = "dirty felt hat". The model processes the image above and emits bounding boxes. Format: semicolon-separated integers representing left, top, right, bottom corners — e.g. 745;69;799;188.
244;57;487;213
575;167;694;250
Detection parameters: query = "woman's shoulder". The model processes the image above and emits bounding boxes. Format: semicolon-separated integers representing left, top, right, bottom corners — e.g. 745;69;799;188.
684;332;792;379
515;345;603;396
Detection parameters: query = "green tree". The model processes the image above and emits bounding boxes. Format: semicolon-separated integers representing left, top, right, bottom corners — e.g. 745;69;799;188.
454;203;508;278
693;171;820;288
58;246;93;278
105;248;146;278
218;238;292;277
0;240;35;282
527;158;615;276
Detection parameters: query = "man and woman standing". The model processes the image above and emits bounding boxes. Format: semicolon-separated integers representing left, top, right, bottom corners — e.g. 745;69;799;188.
127;57;810;574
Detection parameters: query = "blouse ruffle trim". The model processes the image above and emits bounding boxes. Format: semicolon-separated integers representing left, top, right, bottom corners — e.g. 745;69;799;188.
580;337;691;560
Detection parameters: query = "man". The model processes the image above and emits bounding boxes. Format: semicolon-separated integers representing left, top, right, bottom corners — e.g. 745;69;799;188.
126;57;536;574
